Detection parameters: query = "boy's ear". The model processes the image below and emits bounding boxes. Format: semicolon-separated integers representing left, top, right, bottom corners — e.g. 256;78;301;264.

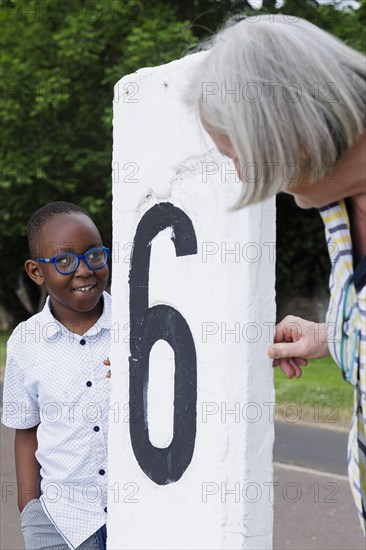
24;259;45;286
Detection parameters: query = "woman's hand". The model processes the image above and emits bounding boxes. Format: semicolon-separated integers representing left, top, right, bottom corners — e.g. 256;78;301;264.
104;358;111;378
268;316;330;378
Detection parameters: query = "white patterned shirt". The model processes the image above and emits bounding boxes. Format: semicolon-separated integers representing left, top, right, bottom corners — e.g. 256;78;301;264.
2;292;112;549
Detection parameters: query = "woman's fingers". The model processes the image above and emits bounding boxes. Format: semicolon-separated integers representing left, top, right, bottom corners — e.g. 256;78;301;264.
269;342;303;360
273;357;307;378
271;317;330;361
278;359;296;378
270;315;318;380
289;358;302;378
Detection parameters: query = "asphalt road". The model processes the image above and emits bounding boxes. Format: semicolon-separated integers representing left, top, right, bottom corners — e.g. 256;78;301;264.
273;421;364;550
274;420;349;475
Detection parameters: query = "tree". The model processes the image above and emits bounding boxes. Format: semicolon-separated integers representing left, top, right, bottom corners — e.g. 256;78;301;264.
1;0;364;324
0;0;197;323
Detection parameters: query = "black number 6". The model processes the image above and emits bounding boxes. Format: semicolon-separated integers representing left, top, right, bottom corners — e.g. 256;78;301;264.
129;202;198;485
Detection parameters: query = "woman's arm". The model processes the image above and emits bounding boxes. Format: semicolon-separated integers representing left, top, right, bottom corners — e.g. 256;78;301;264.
15;426;41;512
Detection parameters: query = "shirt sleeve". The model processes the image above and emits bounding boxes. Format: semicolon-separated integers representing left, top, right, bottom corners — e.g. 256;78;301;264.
1;335;40;429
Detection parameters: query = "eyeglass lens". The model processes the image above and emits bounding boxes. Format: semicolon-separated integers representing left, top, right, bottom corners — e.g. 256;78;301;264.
56;248;107;274
85;248;107;268
56;254;78;273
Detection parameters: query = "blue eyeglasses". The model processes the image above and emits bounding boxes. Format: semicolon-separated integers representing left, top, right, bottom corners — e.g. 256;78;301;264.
35;247;110;275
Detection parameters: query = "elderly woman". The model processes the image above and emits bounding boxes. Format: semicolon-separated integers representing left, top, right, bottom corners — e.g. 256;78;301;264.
188;15;365;534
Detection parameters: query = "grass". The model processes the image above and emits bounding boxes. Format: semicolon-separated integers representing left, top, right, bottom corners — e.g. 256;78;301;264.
274;356;354;427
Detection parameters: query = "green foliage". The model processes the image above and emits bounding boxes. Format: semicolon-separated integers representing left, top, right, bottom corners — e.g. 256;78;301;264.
280;0;366;52
0;0;197;321
1;0;365;321
276;195;331;296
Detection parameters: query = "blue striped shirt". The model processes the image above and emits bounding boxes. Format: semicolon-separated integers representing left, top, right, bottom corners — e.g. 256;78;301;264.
320;201;366;535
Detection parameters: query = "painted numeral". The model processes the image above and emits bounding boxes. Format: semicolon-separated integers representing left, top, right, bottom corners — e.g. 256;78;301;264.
129;202;198;485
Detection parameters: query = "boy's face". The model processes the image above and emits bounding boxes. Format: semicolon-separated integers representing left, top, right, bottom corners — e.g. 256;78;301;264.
26;212;109;318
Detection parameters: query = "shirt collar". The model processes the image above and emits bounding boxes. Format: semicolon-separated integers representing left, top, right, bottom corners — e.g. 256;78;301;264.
85;291;112;337
39;291;111;340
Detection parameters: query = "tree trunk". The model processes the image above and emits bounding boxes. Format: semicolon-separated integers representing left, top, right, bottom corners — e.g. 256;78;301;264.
262;0;276;8
174;0;196;21
231;0;253;10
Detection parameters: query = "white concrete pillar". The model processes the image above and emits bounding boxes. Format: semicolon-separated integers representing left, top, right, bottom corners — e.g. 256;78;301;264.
109;52;275;550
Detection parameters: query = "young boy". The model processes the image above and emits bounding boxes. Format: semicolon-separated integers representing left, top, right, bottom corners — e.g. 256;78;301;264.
2;201;111;550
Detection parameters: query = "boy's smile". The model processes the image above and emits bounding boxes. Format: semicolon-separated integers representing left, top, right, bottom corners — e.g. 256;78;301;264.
25;212;109;333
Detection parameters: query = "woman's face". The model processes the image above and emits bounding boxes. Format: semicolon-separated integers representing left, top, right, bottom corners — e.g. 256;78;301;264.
286;175;332;209
283;135;366;208
202;119;364;209
202;122;242;179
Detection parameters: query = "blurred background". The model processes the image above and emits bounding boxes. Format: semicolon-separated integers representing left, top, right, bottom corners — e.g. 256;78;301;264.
1;0;365;328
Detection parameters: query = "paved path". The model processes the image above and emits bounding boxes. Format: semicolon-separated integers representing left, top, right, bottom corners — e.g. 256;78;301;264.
1;424;24;550
273;421;364;549
273;463;364;550
1;419;365;549
274;420;349;475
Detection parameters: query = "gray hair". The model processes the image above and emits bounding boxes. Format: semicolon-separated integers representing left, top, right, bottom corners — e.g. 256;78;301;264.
186;14;366;207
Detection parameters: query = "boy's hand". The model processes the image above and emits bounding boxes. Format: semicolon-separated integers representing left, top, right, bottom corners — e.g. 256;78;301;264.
104;358;111;378
268;316;330;379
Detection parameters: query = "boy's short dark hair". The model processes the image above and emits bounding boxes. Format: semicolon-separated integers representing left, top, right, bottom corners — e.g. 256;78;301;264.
27;201;91;258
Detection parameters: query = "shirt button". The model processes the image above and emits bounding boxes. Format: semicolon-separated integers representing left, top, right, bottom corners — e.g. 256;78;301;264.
104;507;107;513
80;339;86;345
86;381;92;387
99;469;105;476
94;426;100;432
